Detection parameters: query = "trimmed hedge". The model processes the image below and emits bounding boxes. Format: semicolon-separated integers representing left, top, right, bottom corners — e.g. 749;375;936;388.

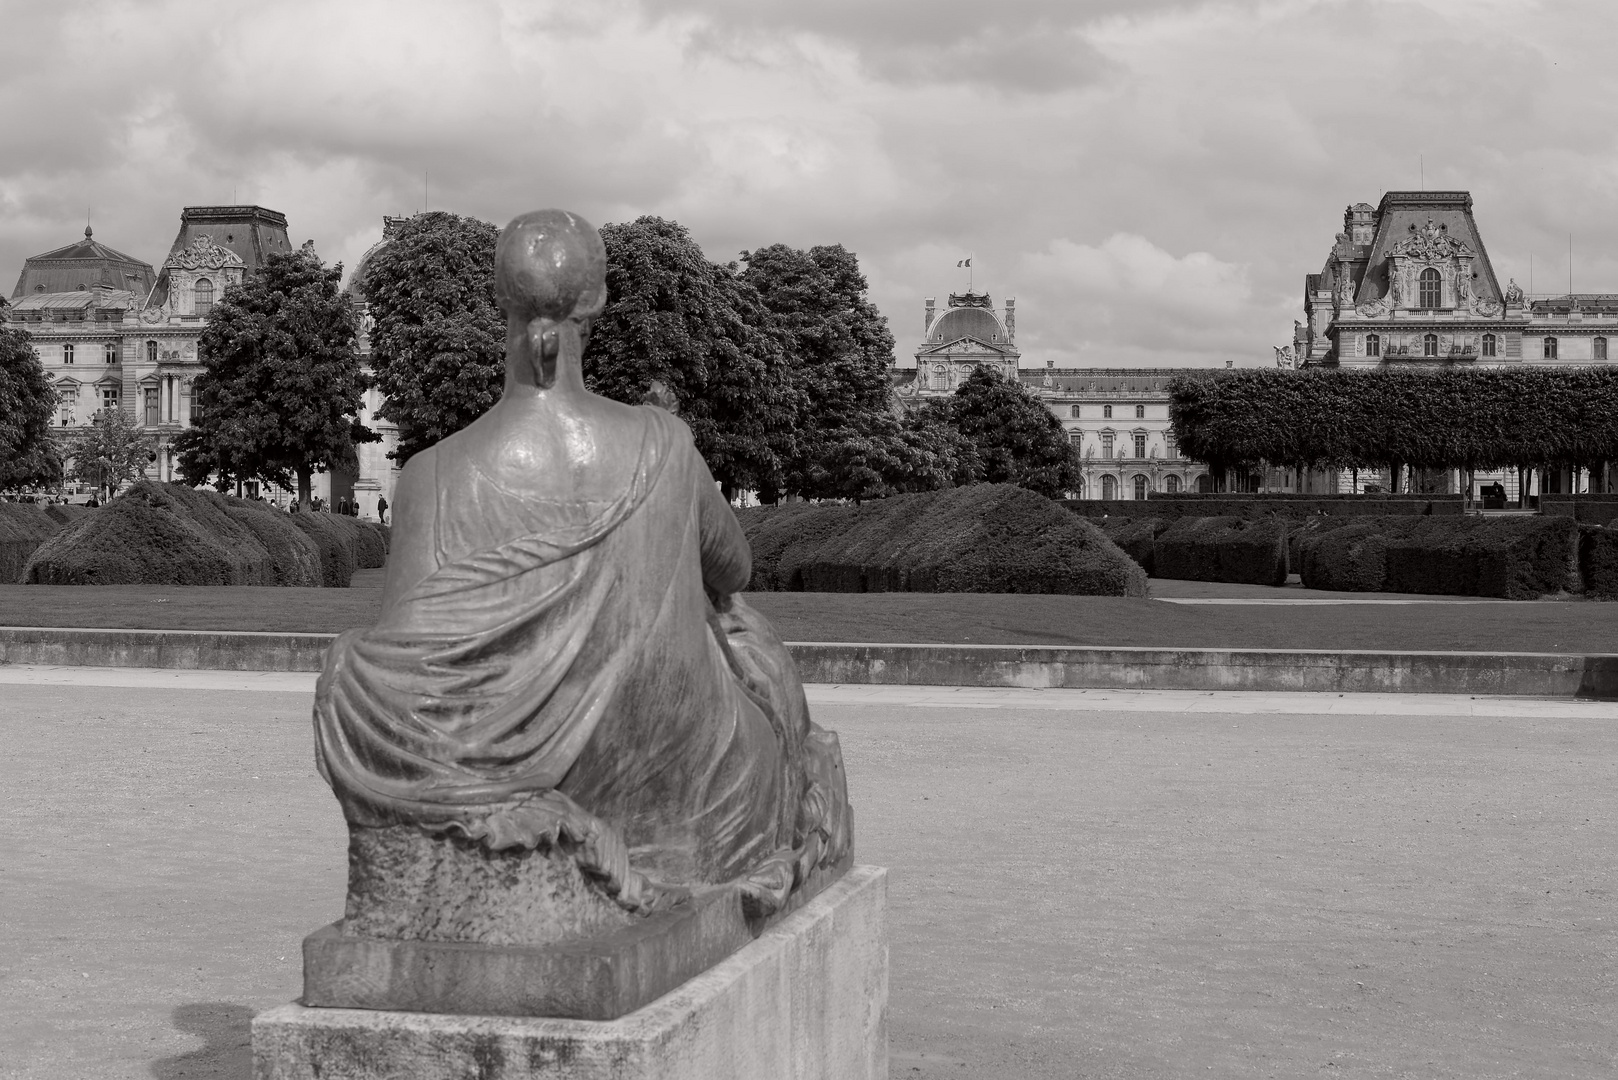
23;482;327;586
1152;517;1289;586
1581;526;1618;600
1065;496;1463;520
1097;516;1169;576
0;504;79;583
1298;516;1581;599
739;484;1148;596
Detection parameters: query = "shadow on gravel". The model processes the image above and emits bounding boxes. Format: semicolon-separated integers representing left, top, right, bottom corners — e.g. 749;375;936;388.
150;1002;252;1079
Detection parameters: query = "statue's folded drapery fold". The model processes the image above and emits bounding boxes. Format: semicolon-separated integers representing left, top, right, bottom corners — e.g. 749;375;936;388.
314;406;835;893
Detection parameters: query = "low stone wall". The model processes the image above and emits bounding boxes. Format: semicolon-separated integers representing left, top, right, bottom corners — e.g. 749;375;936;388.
3;627;1612;698
1066;495;1465;519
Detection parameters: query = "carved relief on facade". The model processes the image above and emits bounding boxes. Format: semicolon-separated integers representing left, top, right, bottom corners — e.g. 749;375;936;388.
1389;218;1476;262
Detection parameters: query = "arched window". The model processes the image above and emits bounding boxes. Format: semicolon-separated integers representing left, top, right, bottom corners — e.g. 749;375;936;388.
1165;475;1181;494
1135;404;1145;419
1419;267;1442;308
1103;404;1113;419
1596;337;1608;360
1366;333;1380;357
1481;334;1496;358
194;278;214;315
1133;475;1148;500
1069;405;1081;418
146;340;158;364
1543;337;1558;360
1423;333;1438;357
1101;475;1117;500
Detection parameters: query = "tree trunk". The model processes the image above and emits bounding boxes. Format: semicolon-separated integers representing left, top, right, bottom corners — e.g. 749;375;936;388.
298;467;312;512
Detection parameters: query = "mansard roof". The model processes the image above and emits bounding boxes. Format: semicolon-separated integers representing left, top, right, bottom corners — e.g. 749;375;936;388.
146;205;293;310
1353;191;1503;307
10;227;157;299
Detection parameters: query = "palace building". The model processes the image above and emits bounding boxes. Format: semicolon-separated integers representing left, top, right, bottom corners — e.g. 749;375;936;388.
892;291;1209;498
3;206;398;513
1298;189;1616;496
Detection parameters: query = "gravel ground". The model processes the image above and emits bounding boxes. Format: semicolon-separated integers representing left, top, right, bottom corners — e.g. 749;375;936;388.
1;684;1615;1079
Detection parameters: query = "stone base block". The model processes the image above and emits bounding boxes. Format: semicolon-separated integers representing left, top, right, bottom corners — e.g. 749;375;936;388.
252;865;888;1080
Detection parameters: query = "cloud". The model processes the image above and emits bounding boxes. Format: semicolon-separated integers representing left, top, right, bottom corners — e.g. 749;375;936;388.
5;0;1618;369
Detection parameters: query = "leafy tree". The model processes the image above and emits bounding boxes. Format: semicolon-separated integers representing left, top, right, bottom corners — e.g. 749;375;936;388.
739;243;898;499
68;407;155;496
0;308;63;490
800;403;981;502
174;248;374;508
585;217;798;499
360;212;505;463
944;365;1081;499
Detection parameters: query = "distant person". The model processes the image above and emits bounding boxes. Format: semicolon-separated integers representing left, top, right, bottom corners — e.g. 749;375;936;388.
376;496;388;525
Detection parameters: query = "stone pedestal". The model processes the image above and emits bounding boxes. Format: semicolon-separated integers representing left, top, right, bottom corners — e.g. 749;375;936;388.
252;865;888;1080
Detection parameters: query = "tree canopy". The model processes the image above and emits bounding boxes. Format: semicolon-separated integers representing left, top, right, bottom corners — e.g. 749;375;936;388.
174;247;373;507
1169;367;1618;476
68;406;155;495
942;365;1081;499
360;211;505;463
739;243;901;499
0;312;63;490
584;217;799;498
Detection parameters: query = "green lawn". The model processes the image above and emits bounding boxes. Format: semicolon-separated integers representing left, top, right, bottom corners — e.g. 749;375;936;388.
0;569;1613;653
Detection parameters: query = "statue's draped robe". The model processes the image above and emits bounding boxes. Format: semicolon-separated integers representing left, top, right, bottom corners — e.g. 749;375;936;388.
314;406;807;886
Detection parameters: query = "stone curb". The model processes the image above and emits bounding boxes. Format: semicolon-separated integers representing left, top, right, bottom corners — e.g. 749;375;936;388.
2;627;1615;699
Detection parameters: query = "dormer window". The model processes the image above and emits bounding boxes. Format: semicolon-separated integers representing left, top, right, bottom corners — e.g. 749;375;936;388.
1418;268;1442;309
194;278;214;315
1366;333;1380;357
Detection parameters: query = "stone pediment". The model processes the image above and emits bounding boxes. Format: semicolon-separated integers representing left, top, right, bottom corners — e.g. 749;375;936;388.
917;336;1009;356
166;234;245;272
1390;219;1475;262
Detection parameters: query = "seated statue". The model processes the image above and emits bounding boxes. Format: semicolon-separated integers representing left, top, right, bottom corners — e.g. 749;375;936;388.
309;211;851;975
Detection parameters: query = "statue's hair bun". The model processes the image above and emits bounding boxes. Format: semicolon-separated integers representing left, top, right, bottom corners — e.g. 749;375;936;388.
494;210;607;324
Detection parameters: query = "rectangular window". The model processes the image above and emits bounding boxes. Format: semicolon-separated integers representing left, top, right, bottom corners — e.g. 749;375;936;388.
1135;405;1145;419
62;343;74;365
1101;433;1114;457
1165;434;1178;459
1481;334;1496;358
1068;431;1082;447
1069;405;1081;418
1133;434;1147;458
1103;404;1113;419
101;387;119;410
104;342;117;364
144;387;159;427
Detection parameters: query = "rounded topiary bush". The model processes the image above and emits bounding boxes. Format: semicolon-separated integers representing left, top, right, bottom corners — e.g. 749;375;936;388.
738;484;1147;596
0;503;79;584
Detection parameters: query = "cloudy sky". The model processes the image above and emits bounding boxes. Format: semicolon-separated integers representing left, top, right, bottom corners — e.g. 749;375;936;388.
5;0;1618;368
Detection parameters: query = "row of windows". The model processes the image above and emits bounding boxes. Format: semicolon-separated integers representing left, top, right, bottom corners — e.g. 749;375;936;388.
1092;474;1185;499
1067;431;1177;459
1366;333;1610;360
1069;404;1148;419
49;341;168;365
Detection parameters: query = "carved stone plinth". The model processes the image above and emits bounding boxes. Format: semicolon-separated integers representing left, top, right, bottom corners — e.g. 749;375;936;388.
255;865;889;1080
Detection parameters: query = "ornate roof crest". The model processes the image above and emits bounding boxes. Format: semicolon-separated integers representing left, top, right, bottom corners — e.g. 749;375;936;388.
168;233;245;271
947;291;992;308
1389;218;1475;262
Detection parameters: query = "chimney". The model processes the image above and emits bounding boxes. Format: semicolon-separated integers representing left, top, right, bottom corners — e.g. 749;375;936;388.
924;297;936;334
1004;297;1016;340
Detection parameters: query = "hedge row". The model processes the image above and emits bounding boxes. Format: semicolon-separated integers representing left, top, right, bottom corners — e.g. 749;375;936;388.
1169;367;1618;473
1066;496;1463;520
22;483;389;587
1151;517;1292;587
739;484;1148;596
0;503;87;583
1582;526;1618;599
1297;516;1582;599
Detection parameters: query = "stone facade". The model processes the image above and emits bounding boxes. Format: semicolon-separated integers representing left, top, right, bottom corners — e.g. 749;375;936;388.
1298;189;1615;497
891;292;1207;499
2;207;398;514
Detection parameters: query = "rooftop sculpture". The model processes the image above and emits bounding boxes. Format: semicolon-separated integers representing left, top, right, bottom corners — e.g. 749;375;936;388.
301;209;853;1019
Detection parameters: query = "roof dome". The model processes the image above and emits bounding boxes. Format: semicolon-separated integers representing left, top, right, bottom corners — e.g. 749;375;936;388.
927;305;1007;345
